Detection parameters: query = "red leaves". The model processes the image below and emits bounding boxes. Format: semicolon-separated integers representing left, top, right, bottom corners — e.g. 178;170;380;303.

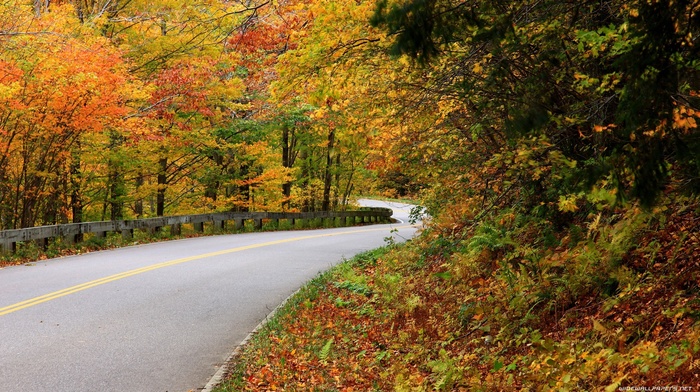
237;279;399;390
151;63;210;119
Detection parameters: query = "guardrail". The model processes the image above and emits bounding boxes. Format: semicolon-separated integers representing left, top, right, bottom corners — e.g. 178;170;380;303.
0;208;393;254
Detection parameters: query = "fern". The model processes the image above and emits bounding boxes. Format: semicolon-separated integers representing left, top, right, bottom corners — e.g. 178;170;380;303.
318;338;333;361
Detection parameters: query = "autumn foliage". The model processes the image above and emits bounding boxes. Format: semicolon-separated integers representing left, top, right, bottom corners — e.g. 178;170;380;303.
0;0;378;230
215;0;700;390
2;0;700;389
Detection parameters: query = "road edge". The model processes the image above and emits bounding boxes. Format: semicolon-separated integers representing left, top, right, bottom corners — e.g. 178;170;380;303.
200;288;301;392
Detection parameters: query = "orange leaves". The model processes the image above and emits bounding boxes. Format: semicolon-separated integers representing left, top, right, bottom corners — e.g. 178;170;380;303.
19;39;129;133
0;3;139;227
673;104;699;132
0;2;133;136
593;123;617;133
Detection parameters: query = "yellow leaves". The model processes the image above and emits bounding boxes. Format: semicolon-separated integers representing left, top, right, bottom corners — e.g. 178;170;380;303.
208;76;245;102
558;195;579;213
0;81;21;103
310;106;328;120
398;55;412;68
592;319;609;334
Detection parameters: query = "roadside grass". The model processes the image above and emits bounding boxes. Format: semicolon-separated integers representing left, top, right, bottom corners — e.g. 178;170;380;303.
212;246;395;391
213;198;700;391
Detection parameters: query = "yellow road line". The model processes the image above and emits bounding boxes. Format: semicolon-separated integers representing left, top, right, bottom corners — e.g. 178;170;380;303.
0;226;401;317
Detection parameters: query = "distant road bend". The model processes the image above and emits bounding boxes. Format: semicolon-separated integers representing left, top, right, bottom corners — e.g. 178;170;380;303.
0;200;419;392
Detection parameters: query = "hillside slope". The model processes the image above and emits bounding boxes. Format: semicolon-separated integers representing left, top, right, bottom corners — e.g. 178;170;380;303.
217;196;700;390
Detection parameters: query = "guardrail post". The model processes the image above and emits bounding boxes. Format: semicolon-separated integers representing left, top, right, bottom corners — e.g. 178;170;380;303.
170;223;181;236
38;238;50;250
122;228;134;240
254;219;263;230
234;219;244;230
214;220;225;231
1;240;14;254
194;222;204;233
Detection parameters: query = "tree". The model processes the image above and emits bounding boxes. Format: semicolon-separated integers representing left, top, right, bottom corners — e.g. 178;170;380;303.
0;1;132;228
371;0;700;208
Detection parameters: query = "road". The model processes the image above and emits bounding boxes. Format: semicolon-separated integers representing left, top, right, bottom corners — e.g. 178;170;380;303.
0;200;419;392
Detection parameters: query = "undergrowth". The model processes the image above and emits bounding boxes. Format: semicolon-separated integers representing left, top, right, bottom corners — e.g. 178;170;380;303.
219;196;700;391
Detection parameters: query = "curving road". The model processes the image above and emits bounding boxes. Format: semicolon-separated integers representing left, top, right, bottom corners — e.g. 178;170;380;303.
0;200;418;392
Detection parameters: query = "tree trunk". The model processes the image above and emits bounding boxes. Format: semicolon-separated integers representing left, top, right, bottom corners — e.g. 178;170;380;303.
33;0;49;17
299;150;311;212
70;147;83;242
157;157;167;216
237;164;250;212
322;127;335;211
332;153;341;210
281;123;293;210
108;166;124;220
134;173;144;218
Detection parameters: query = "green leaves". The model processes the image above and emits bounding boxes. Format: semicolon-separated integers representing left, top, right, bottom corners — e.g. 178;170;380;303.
370;0;700;209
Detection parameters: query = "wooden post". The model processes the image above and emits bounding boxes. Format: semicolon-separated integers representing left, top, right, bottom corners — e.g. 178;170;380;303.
254;219;263;230
170;223;181;236
63;234;75;245
1;240;16;254
194;222;204;233
122;228;134;240
234;219;244;230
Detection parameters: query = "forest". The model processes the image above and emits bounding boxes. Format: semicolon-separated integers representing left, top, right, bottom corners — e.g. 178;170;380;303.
3;0;700;389
0;0;381;230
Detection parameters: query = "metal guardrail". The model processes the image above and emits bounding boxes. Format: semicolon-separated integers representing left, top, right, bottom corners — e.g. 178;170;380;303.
0;208;393;254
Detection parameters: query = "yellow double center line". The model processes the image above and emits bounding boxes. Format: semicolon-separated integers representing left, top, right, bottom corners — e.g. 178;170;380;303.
0;226;399;317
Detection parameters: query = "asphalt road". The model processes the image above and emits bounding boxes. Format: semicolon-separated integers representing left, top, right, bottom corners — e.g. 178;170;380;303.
0;200;419;392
